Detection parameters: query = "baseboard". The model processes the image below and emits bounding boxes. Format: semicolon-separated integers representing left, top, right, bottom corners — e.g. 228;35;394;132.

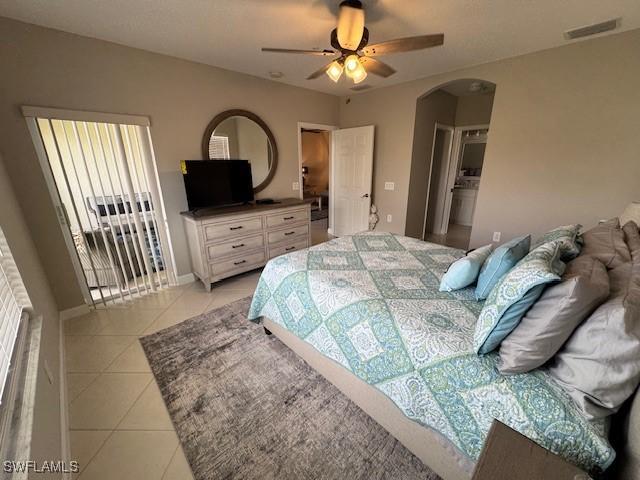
59;313;71;480
59;304;90;321
176;272;195;285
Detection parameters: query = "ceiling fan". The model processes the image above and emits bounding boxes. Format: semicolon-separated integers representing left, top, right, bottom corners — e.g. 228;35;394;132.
262;0;444;84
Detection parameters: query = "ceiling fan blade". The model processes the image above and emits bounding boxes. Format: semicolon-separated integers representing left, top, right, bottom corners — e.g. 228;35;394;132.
362;34;444;56
336;0;365;50
360;57;396;78
306;61;335;80
262;48;335;57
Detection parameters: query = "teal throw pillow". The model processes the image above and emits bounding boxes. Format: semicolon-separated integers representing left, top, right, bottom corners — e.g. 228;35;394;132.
439;244;494;292
473;241;565;355
475;235;531;300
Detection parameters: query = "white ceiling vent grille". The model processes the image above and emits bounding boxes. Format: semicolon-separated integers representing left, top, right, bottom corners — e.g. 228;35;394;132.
564;18;620;40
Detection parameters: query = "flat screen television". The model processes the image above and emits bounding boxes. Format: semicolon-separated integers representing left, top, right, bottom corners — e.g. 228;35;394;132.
182;160;254;211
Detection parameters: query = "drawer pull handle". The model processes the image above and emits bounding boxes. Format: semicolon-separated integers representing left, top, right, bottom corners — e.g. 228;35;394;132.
285;246;296;251
283;216;295;220
232;243;245;249
284;231;295;236
234;260;247;266
229;226;243;231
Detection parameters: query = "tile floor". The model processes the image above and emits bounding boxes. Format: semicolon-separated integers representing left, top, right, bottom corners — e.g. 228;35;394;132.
425;223;472;250
65;270;262;480
310;217;334;245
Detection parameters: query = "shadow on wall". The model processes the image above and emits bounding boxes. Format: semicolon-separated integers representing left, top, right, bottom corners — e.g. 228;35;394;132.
405;78;496;242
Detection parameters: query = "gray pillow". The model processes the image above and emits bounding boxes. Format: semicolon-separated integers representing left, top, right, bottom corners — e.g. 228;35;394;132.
623;220;640;261
548;261;640;419
498;256;610;375
580;217;631;269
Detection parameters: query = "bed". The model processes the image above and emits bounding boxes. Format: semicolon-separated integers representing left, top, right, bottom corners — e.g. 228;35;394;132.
247;231;617;478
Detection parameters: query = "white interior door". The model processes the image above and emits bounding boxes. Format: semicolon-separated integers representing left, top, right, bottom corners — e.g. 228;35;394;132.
440;128;463;234
330;126;374;236
422;125;454;239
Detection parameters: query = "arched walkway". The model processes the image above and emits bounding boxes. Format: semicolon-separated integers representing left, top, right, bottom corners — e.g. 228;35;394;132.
406;79;496;249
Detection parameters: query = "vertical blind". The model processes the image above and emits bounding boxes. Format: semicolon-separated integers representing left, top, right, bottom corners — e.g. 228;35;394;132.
208;135;230;159
0;227;30;404
35;118;174;306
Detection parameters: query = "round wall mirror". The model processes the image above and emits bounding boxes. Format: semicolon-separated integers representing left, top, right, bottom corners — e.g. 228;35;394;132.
202;110;277;193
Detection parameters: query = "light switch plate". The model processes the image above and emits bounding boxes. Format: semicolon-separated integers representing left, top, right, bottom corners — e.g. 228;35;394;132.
386;214;393;223
292;182;300;191
492;232;501;242
384;182;395;191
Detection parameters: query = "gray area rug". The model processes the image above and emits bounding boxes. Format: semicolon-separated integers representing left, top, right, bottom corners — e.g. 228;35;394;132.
140;297;441;480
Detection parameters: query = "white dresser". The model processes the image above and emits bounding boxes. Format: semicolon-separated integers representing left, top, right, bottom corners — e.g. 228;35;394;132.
182;199;311;291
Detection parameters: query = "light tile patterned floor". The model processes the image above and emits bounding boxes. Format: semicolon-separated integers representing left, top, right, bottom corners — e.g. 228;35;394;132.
65;271;262;480
425;223;472;250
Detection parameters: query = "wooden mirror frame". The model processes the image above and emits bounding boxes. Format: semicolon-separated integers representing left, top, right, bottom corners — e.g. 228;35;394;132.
201;109;278;193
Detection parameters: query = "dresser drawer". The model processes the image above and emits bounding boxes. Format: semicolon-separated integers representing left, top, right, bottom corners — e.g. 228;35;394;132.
206;234;264;261
268;225;309;245
266;208;309;228
268;238;308;259
202;216;263;242
210;250;265;277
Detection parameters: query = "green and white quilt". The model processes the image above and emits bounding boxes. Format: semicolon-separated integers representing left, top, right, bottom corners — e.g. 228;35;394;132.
248;231;614;472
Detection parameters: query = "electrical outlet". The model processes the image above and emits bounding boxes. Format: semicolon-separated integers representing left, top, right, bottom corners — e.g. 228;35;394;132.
292;182;300;191
384;182;395;191
386;214;393;223
492;231;501;242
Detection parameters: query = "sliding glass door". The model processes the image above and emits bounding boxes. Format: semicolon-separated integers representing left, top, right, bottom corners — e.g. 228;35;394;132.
25;109;176;307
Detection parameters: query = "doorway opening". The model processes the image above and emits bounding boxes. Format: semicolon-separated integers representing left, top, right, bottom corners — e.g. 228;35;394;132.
24;108;176;307
297;123;336;245
405;79;496;250
297;123;375;241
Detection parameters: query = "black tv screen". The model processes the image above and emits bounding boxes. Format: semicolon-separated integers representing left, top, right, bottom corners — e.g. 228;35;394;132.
182;160;254;210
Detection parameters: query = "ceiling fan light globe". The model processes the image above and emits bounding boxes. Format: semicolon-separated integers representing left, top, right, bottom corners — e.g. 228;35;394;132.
337;2;365;50
344;54;360;73
326;61;344;82
351;62;367;83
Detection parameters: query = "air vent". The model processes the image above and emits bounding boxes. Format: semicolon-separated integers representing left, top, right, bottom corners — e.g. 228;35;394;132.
350;84;372;92
564;18;620;40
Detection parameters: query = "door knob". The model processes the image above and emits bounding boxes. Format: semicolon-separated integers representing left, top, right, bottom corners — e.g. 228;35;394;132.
361;193;369;198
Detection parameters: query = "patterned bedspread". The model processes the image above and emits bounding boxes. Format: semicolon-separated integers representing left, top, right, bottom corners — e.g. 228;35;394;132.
247;231;614;472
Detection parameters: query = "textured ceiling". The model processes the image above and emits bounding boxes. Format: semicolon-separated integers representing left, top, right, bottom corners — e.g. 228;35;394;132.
0;0;638;96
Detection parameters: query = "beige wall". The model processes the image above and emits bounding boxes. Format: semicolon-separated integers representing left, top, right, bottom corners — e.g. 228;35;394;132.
340;28;640;248
301;131;330;193
405;90;458;238
455;92;495;126
0;17;339;309
0;154;62;477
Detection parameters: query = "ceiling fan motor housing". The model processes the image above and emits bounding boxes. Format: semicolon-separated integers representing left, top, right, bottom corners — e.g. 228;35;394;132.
331;28;369;55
